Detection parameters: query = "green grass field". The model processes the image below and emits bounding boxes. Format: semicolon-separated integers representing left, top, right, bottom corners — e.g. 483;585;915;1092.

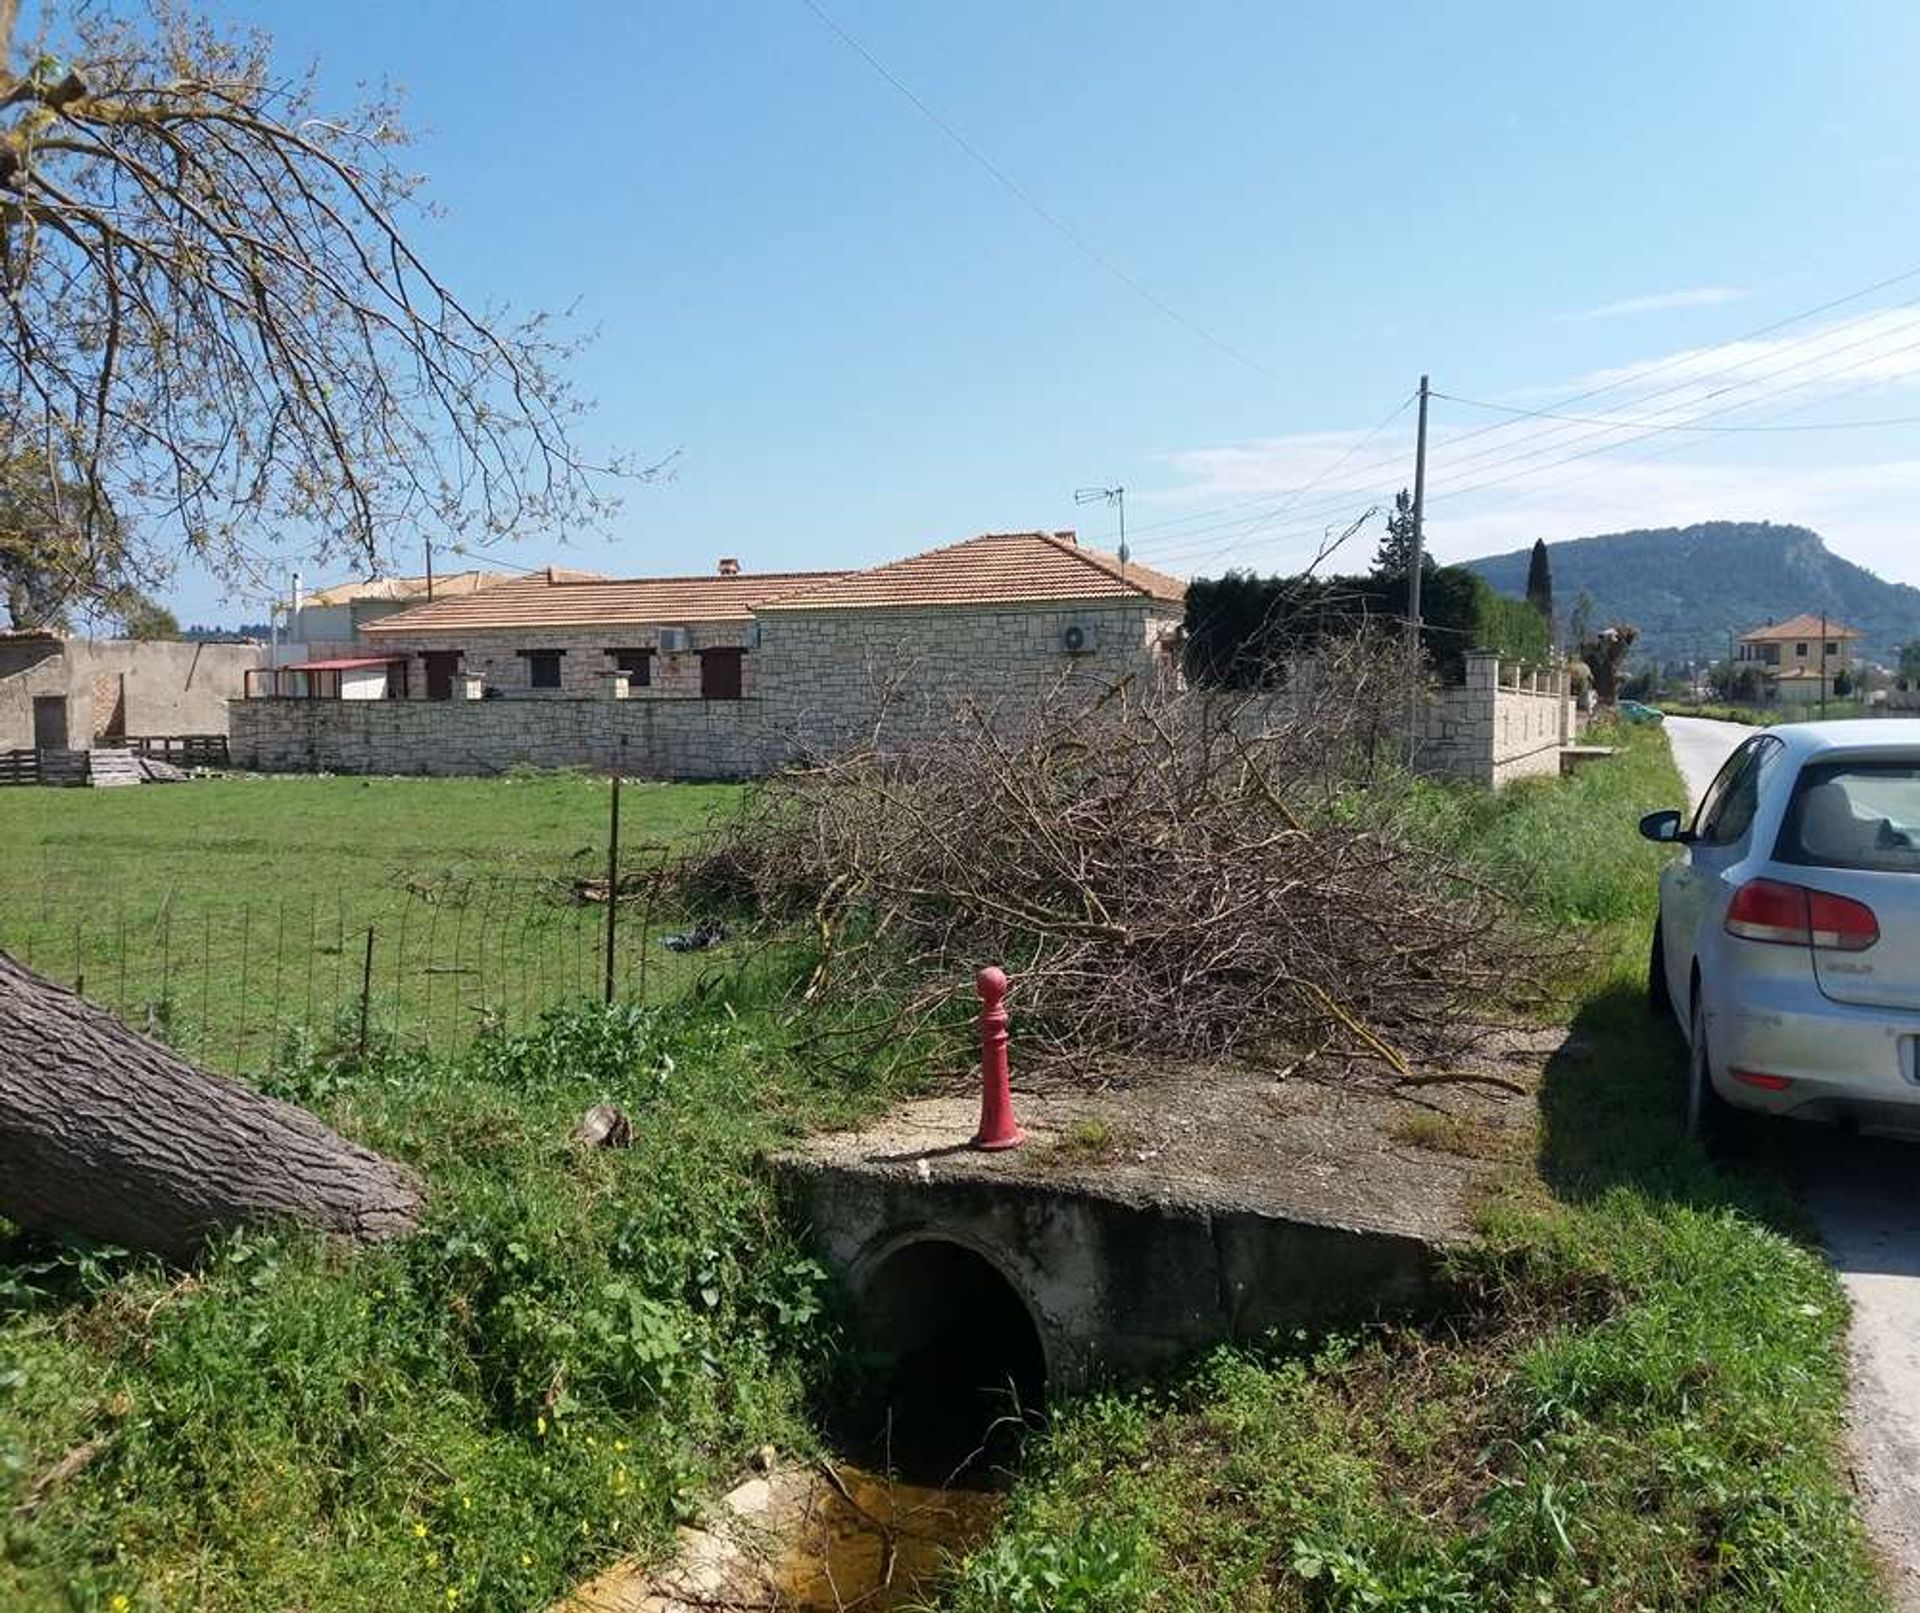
0;774;741;1070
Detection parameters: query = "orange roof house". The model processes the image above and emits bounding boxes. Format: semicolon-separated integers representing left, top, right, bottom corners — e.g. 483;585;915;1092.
343;533;1188;706
756;530;1186;613
1734;613;1863;703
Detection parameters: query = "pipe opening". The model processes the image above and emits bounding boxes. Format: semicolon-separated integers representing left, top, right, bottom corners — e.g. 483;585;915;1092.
843;1238;1047;1484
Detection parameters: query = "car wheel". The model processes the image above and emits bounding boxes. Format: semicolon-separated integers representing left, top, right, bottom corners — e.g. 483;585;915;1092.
1648;920;1672;1019
1686;991;1739;1146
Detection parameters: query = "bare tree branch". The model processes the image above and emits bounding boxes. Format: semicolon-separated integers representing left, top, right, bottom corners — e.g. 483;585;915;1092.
1;0;647;617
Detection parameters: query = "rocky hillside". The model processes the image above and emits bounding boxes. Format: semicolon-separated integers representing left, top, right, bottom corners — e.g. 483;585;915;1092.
1466;521;1920;667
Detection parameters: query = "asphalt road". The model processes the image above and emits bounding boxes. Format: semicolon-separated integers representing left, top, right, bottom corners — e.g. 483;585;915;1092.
1663;714;1920;1605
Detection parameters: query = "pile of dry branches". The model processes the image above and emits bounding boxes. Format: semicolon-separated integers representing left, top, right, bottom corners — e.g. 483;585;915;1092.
688;634;1547;1087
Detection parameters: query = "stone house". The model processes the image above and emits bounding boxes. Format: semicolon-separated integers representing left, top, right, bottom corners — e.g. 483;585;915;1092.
231;531;1188;775
358;561;843;702
1733;613;1864;705
751;530;1187;751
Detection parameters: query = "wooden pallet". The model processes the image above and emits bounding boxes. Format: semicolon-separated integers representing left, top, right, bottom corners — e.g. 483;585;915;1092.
87;748;143;788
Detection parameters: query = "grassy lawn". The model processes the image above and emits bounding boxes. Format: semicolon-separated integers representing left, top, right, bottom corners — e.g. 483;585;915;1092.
0;774;740;1068
948;724;1881;1611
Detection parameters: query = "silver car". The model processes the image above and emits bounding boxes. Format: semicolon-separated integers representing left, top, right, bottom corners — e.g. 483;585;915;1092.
1642;721;1920;1138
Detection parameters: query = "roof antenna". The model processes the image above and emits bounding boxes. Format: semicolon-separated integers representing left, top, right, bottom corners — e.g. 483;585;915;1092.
1073;485;1126;581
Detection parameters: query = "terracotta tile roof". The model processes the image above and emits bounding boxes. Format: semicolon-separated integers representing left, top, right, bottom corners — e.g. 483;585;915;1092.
755;531;1188;613
1739;613;1863;643
306;570;511;606
361;567;845;634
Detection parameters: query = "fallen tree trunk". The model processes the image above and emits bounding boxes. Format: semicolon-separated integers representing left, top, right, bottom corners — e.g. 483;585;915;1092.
0;952;425;1261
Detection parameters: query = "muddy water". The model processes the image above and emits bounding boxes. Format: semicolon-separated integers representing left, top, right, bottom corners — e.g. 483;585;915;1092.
770;1465;1003;1610
556;1461;1001;1612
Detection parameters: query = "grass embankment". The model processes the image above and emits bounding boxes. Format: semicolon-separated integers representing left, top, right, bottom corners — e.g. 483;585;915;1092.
0;774;740;1066
0;979;913;1611
950;724;1879;1611
1663;701;1869;725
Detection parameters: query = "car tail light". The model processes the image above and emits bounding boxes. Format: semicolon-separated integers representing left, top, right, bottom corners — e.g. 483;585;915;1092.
1725;878;1879;952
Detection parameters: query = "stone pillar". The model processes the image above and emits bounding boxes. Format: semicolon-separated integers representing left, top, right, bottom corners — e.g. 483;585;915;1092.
1464;651;1500;786
603;671;631;701
458;674;484;701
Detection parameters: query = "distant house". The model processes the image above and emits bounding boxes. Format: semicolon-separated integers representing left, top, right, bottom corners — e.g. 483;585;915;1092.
1734;613;1864;704
275;570;510;667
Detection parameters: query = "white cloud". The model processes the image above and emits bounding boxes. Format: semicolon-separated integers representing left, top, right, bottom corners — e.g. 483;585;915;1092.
1134;307;1920;588
1561;286;1749;322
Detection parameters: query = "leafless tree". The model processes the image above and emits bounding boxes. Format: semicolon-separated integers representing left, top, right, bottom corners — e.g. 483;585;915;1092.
1;0;641;616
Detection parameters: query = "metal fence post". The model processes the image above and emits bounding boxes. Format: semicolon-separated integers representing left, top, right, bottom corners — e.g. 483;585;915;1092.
358;925;376;1060
603;773;621;1006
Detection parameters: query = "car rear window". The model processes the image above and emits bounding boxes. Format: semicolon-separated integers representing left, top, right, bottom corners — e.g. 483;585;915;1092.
1777;759;1920;873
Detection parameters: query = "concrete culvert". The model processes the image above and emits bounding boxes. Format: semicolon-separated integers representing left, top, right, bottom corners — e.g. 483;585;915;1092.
847;1238;1047;1484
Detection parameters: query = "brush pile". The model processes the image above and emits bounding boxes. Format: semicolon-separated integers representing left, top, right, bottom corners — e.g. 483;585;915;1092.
686;634;1547;1085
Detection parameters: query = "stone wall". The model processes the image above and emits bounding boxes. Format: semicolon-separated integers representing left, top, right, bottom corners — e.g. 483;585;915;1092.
754;599;1182;751
230;694;772;778
1416;652;1573;787
367;621;758;700
0;637;262;750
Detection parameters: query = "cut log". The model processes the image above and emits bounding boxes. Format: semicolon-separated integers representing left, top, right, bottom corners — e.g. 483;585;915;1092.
0;952;425;1261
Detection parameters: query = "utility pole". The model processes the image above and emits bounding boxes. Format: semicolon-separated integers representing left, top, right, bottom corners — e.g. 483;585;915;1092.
1820;610;1829;720
1405;374;1431;763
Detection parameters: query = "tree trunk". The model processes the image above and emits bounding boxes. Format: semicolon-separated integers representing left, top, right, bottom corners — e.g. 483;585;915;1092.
0;952;424;1261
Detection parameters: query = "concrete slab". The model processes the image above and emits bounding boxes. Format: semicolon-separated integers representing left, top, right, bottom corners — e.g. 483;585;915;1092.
770;1048;1542;1392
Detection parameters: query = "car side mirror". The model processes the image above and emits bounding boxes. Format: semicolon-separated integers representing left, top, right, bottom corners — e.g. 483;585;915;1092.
1638;808;1686;844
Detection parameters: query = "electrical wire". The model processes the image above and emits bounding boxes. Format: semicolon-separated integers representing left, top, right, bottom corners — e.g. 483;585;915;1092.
796;0;1288;387
1432;390;1920;434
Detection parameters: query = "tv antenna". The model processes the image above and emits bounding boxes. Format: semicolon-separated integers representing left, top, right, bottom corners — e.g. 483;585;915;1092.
1073;485;1127;576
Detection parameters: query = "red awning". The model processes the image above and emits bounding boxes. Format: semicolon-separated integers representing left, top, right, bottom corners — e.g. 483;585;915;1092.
279;656;407;672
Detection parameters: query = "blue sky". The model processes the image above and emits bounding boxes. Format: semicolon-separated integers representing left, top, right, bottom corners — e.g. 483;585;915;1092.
171;0;1920;618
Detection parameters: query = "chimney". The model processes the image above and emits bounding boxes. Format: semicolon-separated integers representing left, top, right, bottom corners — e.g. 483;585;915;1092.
1053;529;1077;546
717;557;741;576
291;570;303;615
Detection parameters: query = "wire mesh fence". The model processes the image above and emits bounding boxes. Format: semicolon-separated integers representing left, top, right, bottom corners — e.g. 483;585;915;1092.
0;857;707;1075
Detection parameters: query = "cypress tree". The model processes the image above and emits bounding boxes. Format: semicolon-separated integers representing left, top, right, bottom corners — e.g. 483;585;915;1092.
1525;537;1554;620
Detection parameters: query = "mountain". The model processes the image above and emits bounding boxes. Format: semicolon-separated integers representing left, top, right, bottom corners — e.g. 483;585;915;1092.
1464;521;1920;669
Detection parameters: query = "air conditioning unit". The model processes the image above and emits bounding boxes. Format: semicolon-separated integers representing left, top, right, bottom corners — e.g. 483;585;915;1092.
657;626;692;653
1061;621;1098;655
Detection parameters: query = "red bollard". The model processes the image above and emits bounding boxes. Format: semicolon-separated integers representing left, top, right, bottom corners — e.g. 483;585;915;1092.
972;965;1025;1150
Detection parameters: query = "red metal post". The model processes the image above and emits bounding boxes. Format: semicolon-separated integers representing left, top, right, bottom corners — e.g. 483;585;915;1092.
972;965;1025;1150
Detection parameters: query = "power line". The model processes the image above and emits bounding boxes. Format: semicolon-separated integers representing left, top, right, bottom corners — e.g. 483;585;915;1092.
1432;389;1920;434
1430;325;1920;506
796;0;1288;386
1126;261;1920;549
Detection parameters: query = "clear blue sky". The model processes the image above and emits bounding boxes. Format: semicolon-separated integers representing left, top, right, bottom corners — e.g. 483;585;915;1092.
176;0;1920;619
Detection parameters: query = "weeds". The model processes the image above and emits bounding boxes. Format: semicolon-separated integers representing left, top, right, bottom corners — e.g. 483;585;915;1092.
949;724;1880;1610
0;989;907;1612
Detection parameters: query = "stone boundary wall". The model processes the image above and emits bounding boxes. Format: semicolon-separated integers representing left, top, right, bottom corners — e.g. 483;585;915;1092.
1417;652;1572;787
230;642;1568;791
230;695;772;779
